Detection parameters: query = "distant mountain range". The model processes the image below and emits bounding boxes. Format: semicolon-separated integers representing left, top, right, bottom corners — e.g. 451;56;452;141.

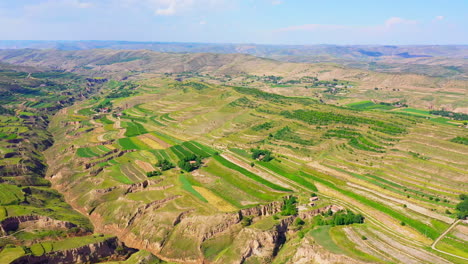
1;40;467;58
0;41;466;79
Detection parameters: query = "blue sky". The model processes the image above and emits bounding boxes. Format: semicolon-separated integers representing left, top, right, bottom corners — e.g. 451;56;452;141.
0;0;466;44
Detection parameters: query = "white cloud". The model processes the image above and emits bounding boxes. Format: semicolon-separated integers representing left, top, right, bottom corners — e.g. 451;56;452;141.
155;2;177;15
271;0;282;5
199;20;207;25
435;15;444;21
384;17;417;28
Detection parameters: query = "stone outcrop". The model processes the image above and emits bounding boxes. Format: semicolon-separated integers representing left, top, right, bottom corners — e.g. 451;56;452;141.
298;204;344;220
239;199;284;217
218;205;345;264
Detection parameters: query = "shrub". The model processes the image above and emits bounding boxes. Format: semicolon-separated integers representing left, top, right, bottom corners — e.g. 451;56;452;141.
294;217;305;226
251;149;274;162
146;170;162;177
241;216;253;227
298;231;305;238
280;196;298;216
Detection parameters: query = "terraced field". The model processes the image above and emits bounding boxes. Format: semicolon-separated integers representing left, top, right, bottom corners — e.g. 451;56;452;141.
43;78;468;264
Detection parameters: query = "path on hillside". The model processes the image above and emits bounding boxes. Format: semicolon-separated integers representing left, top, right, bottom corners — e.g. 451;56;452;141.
431;219;468;261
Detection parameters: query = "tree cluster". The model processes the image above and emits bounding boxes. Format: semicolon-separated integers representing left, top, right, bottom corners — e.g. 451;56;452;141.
429;110;468;121
178;154;202;172
156;159;174;171
456;194;468;219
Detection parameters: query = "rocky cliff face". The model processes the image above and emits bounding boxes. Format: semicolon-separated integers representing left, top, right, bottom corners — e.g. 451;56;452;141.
239;200;284;217
10;237;136;264
0;215;76;235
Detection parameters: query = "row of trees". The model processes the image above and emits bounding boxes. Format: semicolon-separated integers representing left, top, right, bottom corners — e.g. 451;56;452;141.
147;159;175;177
429;110;468;121
315;209;365;226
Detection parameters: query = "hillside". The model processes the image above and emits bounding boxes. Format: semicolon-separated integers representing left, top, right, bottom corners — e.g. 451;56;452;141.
0;49;466;113
44;77;467;263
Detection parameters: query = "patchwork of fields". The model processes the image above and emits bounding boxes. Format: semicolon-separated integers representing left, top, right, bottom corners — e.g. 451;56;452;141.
43;78;468;263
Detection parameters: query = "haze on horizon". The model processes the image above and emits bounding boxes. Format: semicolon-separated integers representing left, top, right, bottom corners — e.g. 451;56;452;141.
0;0;467;46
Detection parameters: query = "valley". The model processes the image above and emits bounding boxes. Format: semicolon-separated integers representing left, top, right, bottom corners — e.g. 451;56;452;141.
0;49;466;263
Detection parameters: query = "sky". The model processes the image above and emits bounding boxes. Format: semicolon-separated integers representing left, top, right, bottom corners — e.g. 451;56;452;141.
0;0;467;45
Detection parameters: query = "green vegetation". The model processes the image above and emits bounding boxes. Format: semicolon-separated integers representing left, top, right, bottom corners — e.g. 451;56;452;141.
147;170;162;177
281;109;406;135
273;126;314;145
252;122;274;131
455;198;468;219
229;97;258;108
429;110;468;121
280;196;298;216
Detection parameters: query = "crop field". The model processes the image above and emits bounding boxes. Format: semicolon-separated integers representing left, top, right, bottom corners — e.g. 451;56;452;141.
136;134;164;149
213;155;291;192
346;100;395;110
117;137;144;150
180;174;208;202
310;226;347;254
0;184;25;206
29;234;113;256
123;121;148;137
76;145;111;158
